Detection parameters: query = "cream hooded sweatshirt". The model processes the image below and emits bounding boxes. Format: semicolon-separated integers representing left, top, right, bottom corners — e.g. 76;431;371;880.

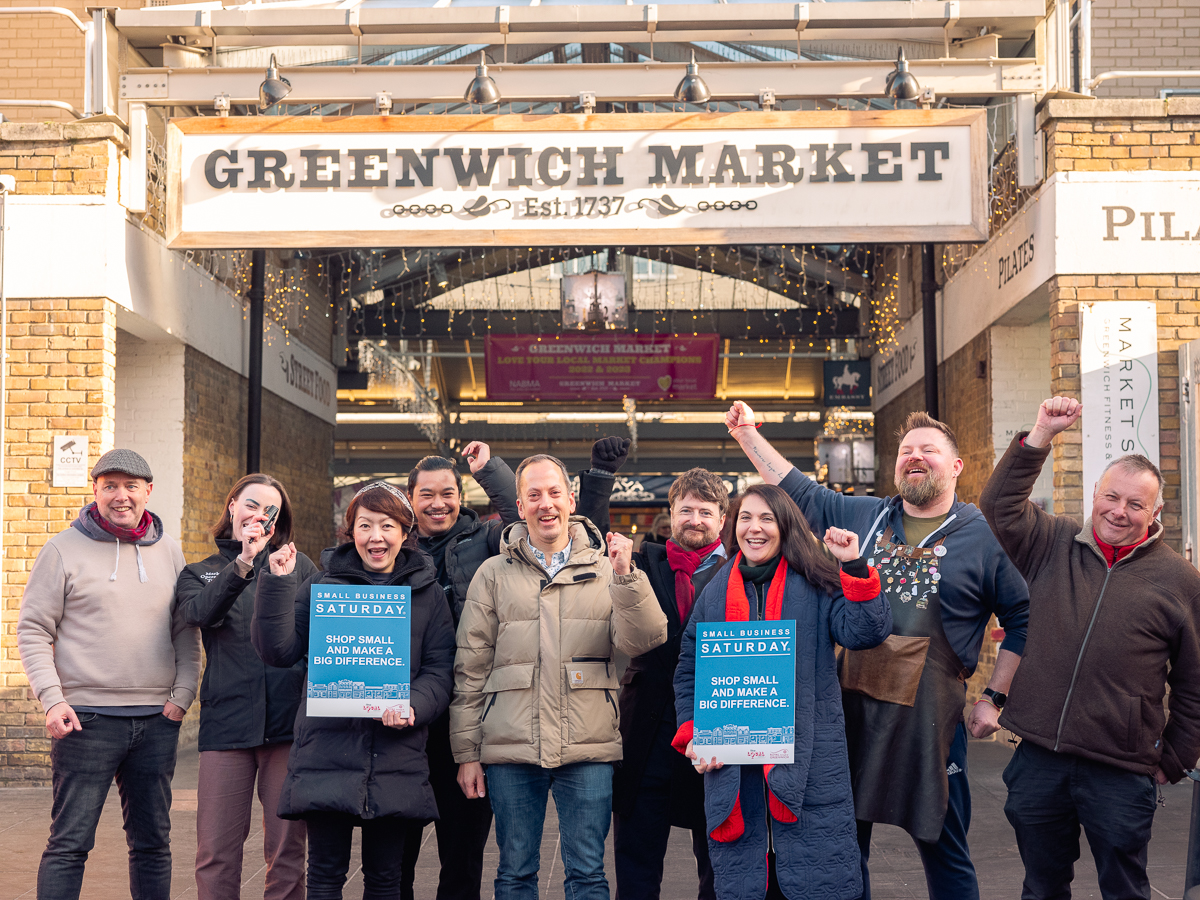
17;504;200;713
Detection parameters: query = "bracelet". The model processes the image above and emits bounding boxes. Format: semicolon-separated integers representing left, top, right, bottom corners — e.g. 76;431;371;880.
974;696;999;710
726;423;763;434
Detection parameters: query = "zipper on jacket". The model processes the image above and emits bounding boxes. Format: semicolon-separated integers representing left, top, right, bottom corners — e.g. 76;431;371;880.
604;689;618;715
572;656;612;677
482;694;498;722
1054;556;1116;751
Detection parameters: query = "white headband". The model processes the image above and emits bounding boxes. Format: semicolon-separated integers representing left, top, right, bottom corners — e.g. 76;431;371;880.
354;481;415;520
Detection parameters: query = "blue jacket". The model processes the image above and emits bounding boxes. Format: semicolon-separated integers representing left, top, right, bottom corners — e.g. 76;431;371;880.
674;563;891;900
778;468;1028;670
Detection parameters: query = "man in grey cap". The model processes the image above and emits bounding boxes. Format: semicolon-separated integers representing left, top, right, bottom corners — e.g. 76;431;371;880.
18;448;200;900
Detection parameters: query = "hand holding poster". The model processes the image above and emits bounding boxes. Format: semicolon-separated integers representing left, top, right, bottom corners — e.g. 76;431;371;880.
694;621;796;765
308;585;411;719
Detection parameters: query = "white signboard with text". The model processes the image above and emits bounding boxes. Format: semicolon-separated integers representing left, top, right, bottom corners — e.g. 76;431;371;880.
1081;301;1159;519
872;310;926;411
166;111;988;248
51;435;89;488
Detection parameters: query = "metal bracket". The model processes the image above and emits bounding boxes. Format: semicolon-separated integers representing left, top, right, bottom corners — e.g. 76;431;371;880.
213;93;230;116
375;91;393;115
579;91;596;114
1002;64;1045;91
759;89;776;110
120;73;169;99
645;4;657;59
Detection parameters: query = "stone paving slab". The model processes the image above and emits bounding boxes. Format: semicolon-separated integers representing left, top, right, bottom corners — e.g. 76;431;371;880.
0;739;1194;899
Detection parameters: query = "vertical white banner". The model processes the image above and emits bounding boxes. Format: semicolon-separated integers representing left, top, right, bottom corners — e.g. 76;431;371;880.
1081;302;1159;520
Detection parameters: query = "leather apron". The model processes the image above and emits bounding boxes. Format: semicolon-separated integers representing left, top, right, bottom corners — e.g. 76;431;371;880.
838;526;968;843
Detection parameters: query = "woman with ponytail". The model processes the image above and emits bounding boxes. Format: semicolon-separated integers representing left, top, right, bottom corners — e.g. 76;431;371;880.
672;484;891;900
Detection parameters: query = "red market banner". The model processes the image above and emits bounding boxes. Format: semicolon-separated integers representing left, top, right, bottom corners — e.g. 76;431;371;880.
484;334;719;400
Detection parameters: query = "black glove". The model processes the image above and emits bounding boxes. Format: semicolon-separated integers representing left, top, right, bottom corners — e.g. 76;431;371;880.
591;437;631;474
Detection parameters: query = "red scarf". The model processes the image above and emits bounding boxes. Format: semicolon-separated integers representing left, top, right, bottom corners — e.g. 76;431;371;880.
724;552;788;621
89;504;152;542
665;538;723;624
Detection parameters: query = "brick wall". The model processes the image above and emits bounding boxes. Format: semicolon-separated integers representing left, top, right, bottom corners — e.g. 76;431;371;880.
1090;0;1200;100
183;348;335;566
0;122;121;195
0;297;117;784
1045;102;1200;176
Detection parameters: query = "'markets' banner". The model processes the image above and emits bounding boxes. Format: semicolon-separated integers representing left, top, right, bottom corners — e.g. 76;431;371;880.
485;333;718;400
165;110;988;248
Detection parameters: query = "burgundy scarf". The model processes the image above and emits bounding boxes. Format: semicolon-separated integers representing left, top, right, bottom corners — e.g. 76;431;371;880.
89;504;152;542
665;538;722;624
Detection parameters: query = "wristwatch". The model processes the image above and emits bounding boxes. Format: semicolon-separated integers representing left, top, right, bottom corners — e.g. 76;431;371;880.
982;687;1007;708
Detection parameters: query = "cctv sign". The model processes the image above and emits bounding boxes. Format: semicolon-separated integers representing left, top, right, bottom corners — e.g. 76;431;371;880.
52;435;89;488
165;109;989;248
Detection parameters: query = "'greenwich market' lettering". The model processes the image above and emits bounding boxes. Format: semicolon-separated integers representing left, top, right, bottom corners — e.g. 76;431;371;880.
203;142;951;191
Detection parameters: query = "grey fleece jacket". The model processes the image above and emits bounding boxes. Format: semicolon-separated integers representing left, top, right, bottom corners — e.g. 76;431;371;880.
17;504;201;713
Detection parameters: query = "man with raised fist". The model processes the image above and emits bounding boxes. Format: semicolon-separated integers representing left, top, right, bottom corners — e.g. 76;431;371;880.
981;396;1200;900
725;400;1029;900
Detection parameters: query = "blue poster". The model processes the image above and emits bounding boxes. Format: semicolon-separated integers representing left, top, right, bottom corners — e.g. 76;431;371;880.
307;585;411;718
693;620;796;764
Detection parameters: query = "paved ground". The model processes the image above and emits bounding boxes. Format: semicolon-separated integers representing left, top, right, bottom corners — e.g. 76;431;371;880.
0;739;1195;899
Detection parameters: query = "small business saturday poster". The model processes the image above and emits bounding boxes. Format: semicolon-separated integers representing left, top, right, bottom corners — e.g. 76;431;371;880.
694;621;796;765
307;585;411;719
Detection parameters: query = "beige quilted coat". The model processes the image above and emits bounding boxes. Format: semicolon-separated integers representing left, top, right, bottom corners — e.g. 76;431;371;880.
450;517;668;768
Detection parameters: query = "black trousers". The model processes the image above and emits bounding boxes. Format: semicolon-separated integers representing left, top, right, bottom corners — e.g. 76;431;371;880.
613;718;715;900
307;812;409;900
1003;740;1158;900
401;711;494;900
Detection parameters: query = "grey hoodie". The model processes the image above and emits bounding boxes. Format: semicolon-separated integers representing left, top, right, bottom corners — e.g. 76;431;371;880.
17;504;200;713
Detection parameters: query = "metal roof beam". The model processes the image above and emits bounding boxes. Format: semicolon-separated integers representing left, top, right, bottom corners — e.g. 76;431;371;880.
121;57;1044;105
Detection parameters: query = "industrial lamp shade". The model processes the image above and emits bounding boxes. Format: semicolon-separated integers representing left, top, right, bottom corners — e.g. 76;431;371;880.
884;47;921;101
464;52;502;105
673;52;711;104
258;54;292;110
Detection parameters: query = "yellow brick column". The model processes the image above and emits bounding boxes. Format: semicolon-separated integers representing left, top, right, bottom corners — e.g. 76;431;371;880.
0;297;116;784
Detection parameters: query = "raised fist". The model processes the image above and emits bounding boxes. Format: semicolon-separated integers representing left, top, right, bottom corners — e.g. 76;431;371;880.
591;437;631;474
462;441;491;475
606;531;633;576
1034;396;1082;436
822;527;861;563
725;401;756;433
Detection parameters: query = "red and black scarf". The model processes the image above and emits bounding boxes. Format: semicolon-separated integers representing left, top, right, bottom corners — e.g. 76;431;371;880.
665;538;723;624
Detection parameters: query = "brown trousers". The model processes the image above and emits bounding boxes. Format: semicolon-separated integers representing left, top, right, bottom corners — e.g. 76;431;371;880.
195;743;307;900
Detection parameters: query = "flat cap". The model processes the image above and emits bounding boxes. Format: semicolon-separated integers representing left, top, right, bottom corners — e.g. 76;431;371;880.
91;448;153;482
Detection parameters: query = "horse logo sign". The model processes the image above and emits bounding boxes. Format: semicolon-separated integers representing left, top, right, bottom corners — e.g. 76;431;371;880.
823;360;871;407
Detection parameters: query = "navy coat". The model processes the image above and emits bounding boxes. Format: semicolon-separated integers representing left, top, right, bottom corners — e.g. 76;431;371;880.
674;563;891;900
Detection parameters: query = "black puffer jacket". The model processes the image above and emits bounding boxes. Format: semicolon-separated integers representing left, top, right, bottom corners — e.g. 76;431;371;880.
252;543;456;821
177;539;319;751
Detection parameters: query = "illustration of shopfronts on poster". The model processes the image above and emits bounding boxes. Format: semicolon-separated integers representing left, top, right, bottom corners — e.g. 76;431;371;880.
307;585;411;718
693;621;796;765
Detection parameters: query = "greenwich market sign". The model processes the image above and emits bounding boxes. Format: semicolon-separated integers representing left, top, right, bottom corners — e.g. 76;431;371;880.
165;110;988;248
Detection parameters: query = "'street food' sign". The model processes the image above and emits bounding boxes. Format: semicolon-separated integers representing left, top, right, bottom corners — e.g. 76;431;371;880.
166;111;987;248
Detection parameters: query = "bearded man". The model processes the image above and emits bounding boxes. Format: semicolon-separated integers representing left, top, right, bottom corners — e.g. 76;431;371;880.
725;404;1029;900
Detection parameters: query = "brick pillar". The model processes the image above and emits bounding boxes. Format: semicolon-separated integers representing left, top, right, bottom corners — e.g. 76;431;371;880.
1;298;116;784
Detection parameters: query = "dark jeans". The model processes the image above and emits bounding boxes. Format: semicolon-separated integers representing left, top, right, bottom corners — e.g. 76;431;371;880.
1003;739;1157;900
858;722;978;900
401;712;493;900
613;719;715;900
487;761;614;900
37;711;182;900
306;812;411;900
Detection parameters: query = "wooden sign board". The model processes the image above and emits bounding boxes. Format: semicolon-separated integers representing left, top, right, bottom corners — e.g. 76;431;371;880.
166;110;989;249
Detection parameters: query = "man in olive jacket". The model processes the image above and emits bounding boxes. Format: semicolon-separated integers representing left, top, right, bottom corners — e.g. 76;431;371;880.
981;395;1200;900
450;454;668;900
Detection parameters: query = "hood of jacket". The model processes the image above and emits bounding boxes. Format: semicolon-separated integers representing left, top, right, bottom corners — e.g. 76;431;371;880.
499;515;606;566
71;502;165;546
321;540;438;591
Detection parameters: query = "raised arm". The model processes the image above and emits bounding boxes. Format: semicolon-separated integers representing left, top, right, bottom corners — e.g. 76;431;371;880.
575;437;630;537
463;441;520;526
725;401;794;485
980;397;1081;581
251;544;313;669
607;531;668;657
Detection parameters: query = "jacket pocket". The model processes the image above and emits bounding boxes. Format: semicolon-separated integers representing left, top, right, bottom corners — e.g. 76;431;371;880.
565;662;620;745
481;663;536;747
839;635;930;707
